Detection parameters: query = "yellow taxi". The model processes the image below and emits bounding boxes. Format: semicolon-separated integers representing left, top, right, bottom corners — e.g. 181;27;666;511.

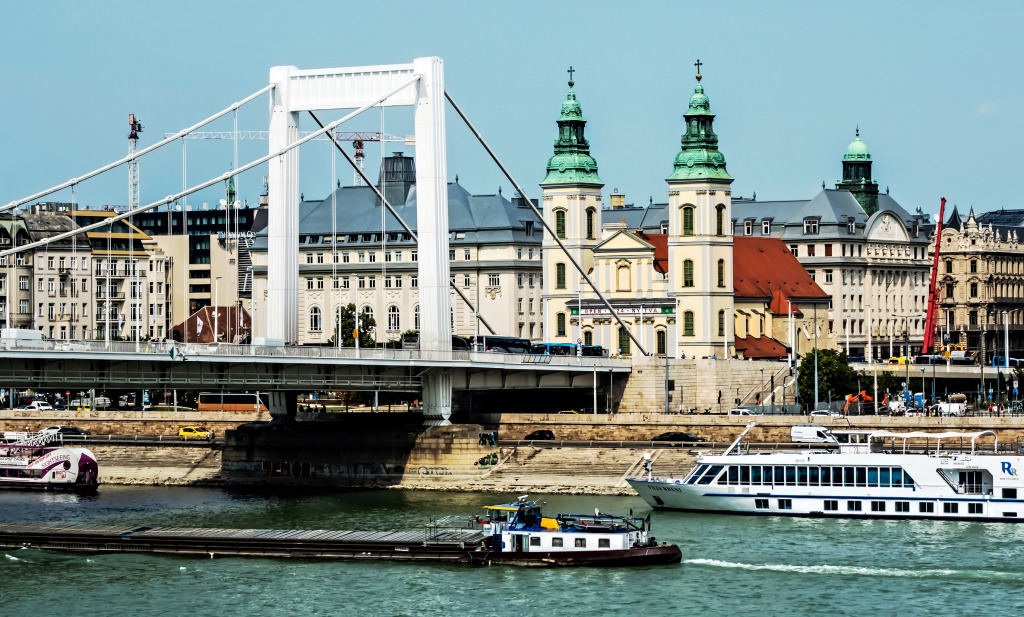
178;426;210;439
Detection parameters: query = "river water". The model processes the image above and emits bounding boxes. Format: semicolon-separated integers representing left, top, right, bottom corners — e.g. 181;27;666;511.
2;487;1024;616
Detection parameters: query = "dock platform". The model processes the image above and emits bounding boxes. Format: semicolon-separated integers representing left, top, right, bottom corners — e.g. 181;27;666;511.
0;521;487;562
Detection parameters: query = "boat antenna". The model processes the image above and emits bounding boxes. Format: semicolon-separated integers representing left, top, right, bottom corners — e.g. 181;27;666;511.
723;421;758;456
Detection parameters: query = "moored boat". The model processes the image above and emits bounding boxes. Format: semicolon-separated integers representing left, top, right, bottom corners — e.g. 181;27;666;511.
628;421;1024;522
0;433;99;493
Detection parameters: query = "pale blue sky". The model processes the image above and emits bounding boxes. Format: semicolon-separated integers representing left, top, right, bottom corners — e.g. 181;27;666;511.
2;1;1020;222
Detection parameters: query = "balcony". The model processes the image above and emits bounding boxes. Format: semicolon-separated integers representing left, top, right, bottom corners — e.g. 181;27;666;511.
95;292;125;301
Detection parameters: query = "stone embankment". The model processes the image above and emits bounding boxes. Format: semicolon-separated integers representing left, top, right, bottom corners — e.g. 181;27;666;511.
90;445;223;485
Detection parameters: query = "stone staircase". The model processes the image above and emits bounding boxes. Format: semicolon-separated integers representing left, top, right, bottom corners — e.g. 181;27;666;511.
91;445;222;485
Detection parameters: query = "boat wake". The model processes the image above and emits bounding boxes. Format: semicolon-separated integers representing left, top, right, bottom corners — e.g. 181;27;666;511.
684;558;1024;580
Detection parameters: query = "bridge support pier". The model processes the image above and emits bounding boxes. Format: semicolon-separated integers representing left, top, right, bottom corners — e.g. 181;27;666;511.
422;371;452;425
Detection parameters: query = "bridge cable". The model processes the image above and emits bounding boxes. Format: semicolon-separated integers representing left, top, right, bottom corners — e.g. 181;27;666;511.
306;111;497;336
444;90;648;356
2;84;274;214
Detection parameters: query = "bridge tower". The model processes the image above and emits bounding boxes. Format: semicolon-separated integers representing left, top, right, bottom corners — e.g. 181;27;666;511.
266;57;453;423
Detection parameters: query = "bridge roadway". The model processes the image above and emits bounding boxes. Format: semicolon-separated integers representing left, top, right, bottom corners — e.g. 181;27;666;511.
0;340;630;392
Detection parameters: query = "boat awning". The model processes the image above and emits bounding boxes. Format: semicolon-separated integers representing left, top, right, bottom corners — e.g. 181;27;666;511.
869;430;996;440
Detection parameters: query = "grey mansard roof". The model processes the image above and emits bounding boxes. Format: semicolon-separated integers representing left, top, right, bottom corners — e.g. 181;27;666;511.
252;181;542;250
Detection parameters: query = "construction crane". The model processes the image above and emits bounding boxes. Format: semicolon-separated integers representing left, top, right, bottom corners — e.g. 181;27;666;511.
163;131;408;186
128;114;143;209
921;197;946;355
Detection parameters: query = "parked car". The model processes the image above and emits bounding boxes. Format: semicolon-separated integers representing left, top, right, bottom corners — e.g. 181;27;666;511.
809;410;841;418
23;401;53;411
41;425;91;437
728;408;763;416
652;431;706;444
179;426;210;439
524;429;555;440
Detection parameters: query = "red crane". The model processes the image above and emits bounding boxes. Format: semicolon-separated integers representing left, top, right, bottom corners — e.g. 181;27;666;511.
921;197;946;354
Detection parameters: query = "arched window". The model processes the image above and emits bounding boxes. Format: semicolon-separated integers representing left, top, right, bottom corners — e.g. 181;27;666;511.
414;305;420;330
617;265;631;291
682;206;695;236
361;305;373;331
717;259;725;288
586;209;595;239
583;330;593;346
718;309;725;336
656;330;667;356
309;306;322;331
684;311;695;336
387;305;400;331
556;263;566;289
617;327;631;356
683;260;694;287
555;210;567;239
716;205;725;236
556;312;566;337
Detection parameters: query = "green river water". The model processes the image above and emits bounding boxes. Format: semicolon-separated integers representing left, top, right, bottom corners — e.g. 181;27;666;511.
1;486;1023;616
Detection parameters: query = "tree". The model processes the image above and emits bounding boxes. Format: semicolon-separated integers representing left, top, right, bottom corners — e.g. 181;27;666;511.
797;349;858;410
327;303;376;348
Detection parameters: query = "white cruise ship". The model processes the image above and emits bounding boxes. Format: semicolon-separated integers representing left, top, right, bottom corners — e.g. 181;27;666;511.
627;422;1024;521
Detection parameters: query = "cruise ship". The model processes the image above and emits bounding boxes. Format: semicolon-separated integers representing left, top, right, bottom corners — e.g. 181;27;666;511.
627;422;1024;521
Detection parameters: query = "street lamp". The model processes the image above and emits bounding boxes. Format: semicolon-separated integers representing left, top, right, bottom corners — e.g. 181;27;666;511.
214;276;222;344
760;367;765;413
1004;310;1010;369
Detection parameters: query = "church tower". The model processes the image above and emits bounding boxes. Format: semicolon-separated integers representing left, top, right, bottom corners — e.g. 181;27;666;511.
836;129;879;214
540;68;603;345
666;62;734;359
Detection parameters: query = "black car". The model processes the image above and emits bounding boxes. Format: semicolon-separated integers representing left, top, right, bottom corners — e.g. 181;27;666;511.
524;429;555;441
652;431;706;444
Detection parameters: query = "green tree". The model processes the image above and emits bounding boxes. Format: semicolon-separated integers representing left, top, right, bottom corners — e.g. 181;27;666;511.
797;349;858;409
327;303;376;348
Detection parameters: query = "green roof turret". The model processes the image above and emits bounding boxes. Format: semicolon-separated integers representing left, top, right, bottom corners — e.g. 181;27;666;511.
541;66;603;187
667;60;732;183
843;127;872;162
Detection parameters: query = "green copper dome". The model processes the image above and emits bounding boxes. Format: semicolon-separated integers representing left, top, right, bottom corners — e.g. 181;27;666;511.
843;129;872;161
541;78;603;188
667;74;732;183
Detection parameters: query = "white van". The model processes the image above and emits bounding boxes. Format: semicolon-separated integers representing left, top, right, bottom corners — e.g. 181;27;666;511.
935;402;966;417
23;401;53;411
791;424;834;443
0;328;46;349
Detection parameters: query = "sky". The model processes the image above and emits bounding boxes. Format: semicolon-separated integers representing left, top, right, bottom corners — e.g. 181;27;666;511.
2;1;1021;224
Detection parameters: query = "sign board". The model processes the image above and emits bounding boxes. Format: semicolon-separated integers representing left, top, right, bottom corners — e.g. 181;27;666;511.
571;307;674;316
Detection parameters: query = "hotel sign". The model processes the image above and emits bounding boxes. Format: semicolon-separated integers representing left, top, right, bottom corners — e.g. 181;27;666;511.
571;307;674;316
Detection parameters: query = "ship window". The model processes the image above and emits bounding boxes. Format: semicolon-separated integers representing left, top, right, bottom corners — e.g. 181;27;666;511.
1003;488;1018;499
832;467;844;486
871;501;886;512
844;467;855;486
575;538;586;548
847;500;862;512
755;499;769;510
785;466;796;486
763;466;774;485
891;468;904;487
895;502;910;513
750;466;762;484
968;503;983;515
903;471;915;487
943;503;959;514
778;499;792;510
726;466;739;485
797;467;808;486
687;464;709;484
1003;512;1018;517
867;467;879;487
598;538;610;548
809;467;820;486
530;536;541;547
774;466;785;485
697;465;724;485
551;537;563;547
880;468;891;487
740;466;750;485
920;502;935;513
856;467;867;487
824;500;838;511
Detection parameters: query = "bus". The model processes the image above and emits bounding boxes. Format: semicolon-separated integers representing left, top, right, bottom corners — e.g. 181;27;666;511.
400;333;470;351
991;356;1023;368
468;335;532;354
913;355;946;365
531;342;607;357
197;392;269;413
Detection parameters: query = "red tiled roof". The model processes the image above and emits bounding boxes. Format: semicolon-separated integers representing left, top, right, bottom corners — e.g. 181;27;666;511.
734;335;789;359
733;236;829;316
632;231;669;274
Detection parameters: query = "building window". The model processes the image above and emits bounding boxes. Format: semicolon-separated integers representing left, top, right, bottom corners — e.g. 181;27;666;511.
656;330;667;356
555;210;566;239
617;265;631;291
744;221;752;235
970;259;978;273
617;327;631;356
970;282;978;297
824;244;833;257
945;283;954;299
556;312;566;337
387;306;400;332
414;305;420;330
586;209;595;239
717;259;725;288
463;275;471;287
584;330;593;346
824;270;833;284
761;220;770;235
945;260;953;274
488;273;500;287
683;260;694;287
848;220;856;234
684;311;694;336
803;219;819;234
718;309;725;336
361;306;373;328
682;206;694;236
556;263;566;289
806;244;816;257
309;307;322;331
789;245;798;257
716;205;725;236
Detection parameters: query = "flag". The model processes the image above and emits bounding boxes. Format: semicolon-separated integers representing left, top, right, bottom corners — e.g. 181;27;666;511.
197;317;204;333
117;312;124;331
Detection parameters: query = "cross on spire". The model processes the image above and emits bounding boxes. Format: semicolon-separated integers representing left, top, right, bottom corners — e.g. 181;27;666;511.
567;65;575;87
694;59;702;81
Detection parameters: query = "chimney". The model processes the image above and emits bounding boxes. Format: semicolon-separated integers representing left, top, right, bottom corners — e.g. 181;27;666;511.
610;189;625;209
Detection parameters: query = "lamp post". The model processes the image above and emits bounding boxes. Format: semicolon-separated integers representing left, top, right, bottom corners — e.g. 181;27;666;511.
760;367;765;413
813;303;819;410
214;276;222;344
1004;310;1010;369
